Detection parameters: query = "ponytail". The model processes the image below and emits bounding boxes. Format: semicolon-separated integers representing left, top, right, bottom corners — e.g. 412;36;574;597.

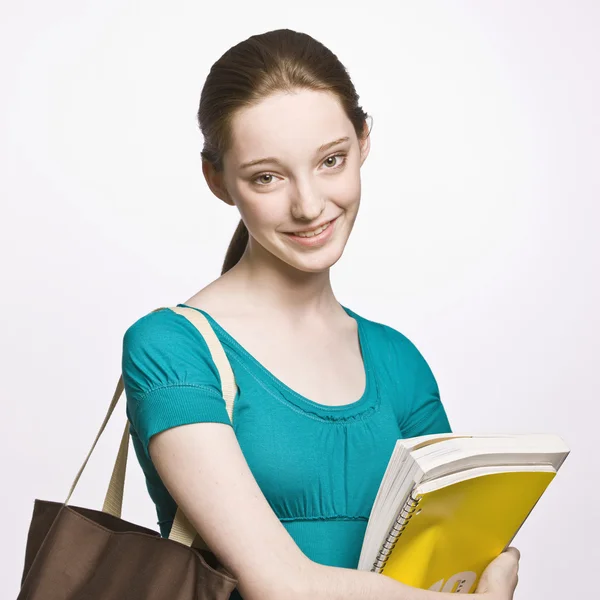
221;218;249;275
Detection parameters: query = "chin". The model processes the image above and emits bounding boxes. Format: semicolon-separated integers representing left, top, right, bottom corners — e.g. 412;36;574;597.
282;244;345;273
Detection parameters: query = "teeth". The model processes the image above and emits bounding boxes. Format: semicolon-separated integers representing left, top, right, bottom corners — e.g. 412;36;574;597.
294;221;330;238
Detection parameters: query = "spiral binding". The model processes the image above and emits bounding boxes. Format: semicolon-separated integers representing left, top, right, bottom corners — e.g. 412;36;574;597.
371;490;423;573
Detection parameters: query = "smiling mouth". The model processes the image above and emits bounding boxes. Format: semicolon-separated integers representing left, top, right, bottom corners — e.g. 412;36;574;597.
285;216;339;237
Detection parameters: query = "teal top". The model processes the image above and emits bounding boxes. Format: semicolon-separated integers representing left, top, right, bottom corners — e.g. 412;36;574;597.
121;303;452;598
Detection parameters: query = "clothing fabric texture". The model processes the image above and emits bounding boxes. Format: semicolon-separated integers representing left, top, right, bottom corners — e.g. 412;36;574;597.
121;303;452;599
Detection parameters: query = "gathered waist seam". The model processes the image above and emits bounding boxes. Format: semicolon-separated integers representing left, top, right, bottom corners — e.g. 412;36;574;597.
280;515;369;522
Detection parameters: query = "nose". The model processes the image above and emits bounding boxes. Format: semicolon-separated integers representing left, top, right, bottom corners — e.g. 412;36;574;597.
290;178;326;222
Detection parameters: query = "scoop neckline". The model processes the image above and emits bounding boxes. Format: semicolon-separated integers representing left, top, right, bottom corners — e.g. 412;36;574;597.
176;303;379;419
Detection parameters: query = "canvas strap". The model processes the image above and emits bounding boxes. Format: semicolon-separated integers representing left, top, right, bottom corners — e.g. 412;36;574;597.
64;305;237;548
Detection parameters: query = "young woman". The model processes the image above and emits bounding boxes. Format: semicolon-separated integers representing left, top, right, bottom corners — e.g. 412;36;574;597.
122;28;520;600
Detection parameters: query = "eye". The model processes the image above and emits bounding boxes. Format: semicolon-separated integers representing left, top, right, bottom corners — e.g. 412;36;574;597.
322;152;348;169
251;152;349;187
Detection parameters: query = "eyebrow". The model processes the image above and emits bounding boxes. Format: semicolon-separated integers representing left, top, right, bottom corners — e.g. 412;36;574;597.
239;136;350;170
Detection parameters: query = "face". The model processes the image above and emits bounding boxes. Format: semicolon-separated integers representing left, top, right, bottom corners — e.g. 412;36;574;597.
204;89;370;273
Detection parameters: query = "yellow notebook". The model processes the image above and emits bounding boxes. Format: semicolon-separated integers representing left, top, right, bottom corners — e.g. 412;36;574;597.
358;434;569;593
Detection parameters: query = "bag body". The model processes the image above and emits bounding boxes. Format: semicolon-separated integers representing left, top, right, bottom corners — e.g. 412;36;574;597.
18;306;239;599
19;501;237;600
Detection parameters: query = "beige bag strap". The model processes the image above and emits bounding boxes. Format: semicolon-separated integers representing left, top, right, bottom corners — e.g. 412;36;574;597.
64;305;237;549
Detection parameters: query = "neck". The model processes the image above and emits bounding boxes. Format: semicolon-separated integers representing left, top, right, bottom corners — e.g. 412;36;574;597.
222;238;343;322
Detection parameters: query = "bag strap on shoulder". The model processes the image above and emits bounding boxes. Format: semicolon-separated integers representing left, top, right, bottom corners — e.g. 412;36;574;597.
63;306;238;549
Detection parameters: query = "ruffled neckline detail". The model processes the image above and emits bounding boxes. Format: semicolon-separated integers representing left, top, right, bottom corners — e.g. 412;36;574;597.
176;303;380;421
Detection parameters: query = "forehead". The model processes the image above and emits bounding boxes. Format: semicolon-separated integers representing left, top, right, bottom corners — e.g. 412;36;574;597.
227;89;352;164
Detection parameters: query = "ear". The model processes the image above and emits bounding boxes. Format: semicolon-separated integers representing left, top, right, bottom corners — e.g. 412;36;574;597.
202;160;235;206
359;119;371;167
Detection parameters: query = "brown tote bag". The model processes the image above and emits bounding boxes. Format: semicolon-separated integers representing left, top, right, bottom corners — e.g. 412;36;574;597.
18;306;239;599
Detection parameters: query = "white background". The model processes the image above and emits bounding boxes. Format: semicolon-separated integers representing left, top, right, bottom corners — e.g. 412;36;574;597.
2;1;598;598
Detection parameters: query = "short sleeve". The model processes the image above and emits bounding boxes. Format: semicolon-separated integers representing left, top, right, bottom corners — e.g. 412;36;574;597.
121;308;232;460
380;324;452;438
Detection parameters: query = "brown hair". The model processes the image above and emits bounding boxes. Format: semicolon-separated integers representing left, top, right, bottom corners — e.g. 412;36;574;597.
197;28;372;275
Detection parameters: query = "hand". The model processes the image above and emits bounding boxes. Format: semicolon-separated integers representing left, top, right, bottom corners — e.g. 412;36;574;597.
475;547;520;599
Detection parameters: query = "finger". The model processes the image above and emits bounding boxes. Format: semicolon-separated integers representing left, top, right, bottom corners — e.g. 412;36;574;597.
505;546;521;561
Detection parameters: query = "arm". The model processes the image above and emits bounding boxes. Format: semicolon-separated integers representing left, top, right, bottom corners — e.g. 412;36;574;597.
150;421;515;600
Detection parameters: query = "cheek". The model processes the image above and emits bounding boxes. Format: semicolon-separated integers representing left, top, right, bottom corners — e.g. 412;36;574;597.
237;196;285;230
334;170;361;209
227;178;282;224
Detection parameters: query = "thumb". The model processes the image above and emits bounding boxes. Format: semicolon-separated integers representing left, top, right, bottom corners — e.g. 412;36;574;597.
475;547;520;595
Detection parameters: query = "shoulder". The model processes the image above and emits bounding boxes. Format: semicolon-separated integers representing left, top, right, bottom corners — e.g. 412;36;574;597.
121;307;233;458
123;306;197;346
348;306;432;370
122;307;216;360
121;307;221;398
349;307;451;435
